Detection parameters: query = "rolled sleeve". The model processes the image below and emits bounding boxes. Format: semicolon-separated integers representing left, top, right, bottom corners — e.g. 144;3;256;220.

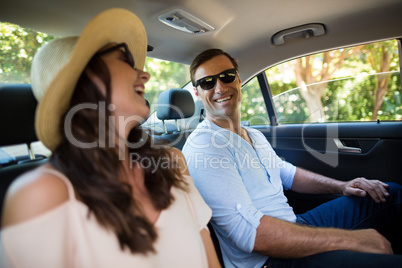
280;160;296;190
232;203;264;252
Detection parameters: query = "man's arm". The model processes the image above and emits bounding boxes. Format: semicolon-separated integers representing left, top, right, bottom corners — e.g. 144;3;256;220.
291;167;390;203
253;215;393;258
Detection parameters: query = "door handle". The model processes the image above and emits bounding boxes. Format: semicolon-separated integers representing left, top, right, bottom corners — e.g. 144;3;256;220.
334;139;362;154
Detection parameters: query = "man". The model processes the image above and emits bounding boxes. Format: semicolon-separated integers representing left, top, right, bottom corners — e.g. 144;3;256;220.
182;48;402;268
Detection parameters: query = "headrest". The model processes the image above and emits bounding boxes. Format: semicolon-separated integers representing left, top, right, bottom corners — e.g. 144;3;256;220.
0;84;38;146
156;88;195;120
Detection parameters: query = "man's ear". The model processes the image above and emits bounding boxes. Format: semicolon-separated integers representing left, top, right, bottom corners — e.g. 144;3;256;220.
194;87;201;100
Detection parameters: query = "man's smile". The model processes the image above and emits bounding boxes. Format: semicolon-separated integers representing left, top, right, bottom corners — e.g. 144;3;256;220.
215;95;232;103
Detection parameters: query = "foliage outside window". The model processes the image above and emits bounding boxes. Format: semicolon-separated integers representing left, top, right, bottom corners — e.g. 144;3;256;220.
241;77;269;125
266;40;401;124
0;22;57;83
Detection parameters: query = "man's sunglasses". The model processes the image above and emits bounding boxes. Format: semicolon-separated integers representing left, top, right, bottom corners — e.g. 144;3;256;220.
195;68;238;90
96;43;136;69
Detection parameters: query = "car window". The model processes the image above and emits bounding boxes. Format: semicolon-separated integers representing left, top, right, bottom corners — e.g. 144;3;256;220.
0;22;57;83
241;77;269;125
265;39;401;124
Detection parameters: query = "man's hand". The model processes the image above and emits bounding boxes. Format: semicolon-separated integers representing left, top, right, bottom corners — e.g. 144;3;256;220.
342;177;390;203
350;228;393;255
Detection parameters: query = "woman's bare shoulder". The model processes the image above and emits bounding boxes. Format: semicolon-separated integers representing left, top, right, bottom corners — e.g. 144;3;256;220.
168;147;190;176
1;164;70;228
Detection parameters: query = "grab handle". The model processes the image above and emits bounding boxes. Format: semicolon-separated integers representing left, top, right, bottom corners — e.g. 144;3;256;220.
272;23;325;46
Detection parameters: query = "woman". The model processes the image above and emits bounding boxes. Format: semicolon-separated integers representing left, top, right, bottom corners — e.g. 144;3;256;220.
0;8;220;268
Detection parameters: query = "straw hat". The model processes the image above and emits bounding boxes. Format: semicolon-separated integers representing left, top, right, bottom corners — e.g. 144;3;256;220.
31;8;147;151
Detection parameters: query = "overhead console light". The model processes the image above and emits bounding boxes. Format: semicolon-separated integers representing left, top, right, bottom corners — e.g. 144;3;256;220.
158;9;215;34
272;23;326;46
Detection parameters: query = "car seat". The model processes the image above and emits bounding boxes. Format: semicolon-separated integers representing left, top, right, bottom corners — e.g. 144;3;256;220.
0;83;47;224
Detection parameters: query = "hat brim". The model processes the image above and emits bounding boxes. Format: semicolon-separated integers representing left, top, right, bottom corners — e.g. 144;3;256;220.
35;8;147;151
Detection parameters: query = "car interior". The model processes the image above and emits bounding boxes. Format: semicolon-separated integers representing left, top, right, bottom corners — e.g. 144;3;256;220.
1;0;402;264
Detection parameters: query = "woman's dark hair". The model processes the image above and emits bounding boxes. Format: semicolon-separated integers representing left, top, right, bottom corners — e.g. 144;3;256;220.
190;48;238;86
50;54;186;254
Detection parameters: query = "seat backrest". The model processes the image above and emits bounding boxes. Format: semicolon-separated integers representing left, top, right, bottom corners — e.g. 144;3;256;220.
156;88;195;122
154;88;195;149
0;83;48;224
0;83;38;147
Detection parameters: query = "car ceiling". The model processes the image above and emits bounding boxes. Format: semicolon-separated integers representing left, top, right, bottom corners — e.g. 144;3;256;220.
2;0;402;82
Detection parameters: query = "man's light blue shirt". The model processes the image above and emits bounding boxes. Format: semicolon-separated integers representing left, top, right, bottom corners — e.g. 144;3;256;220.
182;120;297;268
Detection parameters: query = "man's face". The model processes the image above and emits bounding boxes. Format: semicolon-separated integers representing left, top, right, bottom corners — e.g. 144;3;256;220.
193;55;242;124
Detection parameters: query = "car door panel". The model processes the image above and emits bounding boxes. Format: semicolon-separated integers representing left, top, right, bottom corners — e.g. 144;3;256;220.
255;122;402;182
253;122;402;213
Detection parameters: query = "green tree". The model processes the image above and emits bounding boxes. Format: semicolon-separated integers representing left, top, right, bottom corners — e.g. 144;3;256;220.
362;40;400;119
293;46;363;122
241;77;270;124
0;22;57;83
